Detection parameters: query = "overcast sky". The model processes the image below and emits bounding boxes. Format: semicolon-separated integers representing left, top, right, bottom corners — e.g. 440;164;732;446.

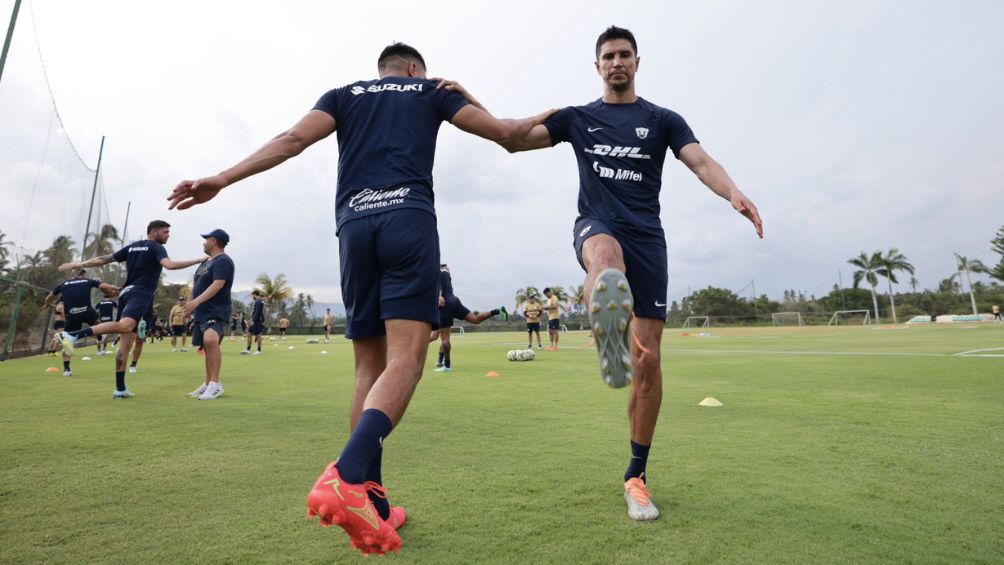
2;0;1002;307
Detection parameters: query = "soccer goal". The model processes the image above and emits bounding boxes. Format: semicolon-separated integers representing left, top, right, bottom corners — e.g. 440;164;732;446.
828;310;872;326
682;316;710;328
772;312;804;326
450;325;466;335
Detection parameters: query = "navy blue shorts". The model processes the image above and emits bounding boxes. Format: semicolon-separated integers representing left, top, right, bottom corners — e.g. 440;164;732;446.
527;322;540;332
339;210;440;339
192;319;224;347
249;322;264;335
548;319;561;331
117;291;154;327
65;309;98;332
573;217;668;320
438;295;470;329
53;320;65;331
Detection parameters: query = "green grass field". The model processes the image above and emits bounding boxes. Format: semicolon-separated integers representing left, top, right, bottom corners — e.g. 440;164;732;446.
2;324;1003;563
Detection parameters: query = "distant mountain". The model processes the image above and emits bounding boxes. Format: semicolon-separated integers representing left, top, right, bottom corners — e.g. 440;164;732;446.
232;290;345;318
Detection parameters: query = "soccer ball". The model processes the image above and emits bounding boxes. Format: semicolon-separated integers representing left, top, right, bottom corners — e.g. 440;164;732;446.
506;348;536;362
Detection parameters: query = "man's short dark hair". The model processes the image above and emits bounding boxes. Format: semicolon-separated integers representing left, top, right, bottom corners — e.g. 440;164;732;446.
543;287;552;294
378;42;426;72
595;26;638;59
147;220;170;234
252;290;262;297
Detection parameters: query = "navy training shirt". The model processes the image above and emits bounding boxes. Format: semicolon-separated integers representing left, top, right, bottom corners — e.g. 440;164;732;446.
439;267;454;298
53;278;100;316
542;98;698;239
97;298;117;320
192;253;235;322
112;240;169;297
251;298;265;324
312;77;469;231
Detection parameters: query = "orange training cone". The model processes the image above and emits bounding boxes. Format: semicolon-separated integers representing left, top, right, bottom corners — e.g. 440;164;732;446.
485;370;500;378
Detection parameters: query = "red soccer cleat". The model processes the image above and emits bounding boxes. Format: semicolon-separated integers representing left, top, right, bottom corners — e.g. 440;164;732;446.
387;505;407;530
306;462;402;556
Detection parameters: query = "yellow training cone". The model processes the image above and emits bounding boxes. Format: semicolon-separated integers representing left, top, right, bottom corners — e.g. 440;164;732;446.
485;370;500;378
699;397;723;407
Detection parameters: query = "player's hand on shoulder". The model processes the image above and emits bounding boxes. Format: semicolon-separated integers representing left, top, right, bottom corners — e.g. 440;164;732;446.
431;77;470;98
168;174;228;210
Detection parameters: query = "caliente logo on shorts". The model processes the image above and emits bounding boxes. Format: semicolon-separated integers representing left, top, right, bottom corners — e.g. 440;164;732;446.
348;187;412;212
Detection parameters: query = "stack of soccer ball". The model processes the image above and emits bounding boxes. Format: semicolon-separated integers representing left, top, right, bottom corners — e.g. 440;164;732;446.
506;348;536;362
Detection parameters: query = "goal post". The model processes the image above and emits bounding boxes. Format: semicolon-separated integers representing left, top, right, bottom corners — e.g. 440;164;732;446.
828;310;871;326
771;312;804;326
450;325;466;335
682;316;709;328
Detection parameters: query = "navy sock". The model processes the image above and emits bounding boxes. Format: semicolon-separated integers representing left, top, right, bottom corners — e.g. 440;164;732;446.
366;447;391;520
130;361;137;367
444;349;451;368
63;361;70;371
490;308;500;316
624;441;651;482
437;351;444;365
71;327;94;339
335;409;393;484
115;371;126;391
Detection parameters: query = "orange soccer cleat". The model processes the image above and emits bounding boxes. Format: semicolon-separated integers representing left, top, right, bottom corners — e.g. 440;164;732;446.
306;462;402;556
386;505;407;530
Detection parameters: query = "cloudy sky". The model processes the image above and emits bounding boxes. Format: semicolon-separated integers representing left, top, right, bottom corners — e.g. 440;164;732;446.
2;0;1002;307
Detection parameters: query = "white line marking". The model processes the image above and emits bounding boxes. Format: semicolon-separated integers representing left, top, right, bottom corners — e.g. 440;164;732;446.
665;348;950;358
955;347;1004;356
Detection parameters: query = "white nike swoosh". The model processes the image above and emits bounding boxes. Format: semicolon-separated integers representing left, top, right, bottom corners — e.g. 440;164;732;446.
655;302;667;307
587;127;603;132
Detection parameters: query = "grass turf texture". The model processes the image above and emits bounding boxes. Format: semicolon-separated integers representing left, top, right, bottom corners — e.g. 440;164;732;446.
1;325;1002;563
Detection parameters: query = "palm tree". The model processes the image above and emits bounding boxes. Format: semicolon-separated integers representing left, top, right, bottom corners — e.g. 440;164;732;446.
848;251;882;324
569;284;585;329
875;248;914;324
514;286;540;314
909;276;919;293
0;230;11;270
954;253;989;316
255;273;294;325
83;224;120;259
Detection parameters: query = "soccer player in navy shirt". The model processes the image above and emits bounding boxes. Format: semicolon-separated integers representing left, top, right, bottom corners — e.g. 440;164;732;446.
242;290;266;355
168;42;555;555
57;220;207;398
489;26;763;522
42;268;119;376
431;263;508;371
183;229;235;401
95;296;117;356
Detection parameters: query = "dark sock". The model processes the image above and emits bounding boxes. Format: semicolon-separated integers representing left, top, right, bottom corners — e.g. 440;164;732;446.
490;308;500;316
130;361;137;367
437;351;444;365
366;447;391;520
63;361;70;371
71;327;94;339
625;441;651;482
335;409;393;484
257;345;261;352
444;349;451;368
115;371;126;391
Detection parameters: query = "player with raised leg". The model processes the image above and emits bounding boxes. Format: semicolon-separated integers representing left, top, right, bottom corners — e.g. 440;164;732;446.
42;269;119;375
168;43;554;554
432;263;508;372
57;220;206;398
478;26;764;521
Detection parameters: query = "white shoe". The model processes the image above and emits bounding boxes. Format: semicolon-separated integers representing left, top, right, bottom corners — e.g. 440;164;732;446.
128;366;138;374
240;350;250;355
172;348;177;352
181;347;188;352
198;382;224;400
186;383;208;398
252;351;262;356
624;475;660;521
63;370;72;377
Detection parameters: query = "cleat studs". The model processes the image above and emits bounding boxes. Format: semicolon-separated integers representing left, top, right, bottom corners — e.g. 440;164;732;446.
619;320;627;331
607;300;617;310
591;303;600;313
618;281;628;291
623;300;632;310
597;281;607;291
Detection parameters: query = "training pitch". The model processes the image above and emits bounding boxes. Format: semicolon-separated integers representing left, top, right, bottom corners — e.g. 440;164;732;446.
2;325;1002;563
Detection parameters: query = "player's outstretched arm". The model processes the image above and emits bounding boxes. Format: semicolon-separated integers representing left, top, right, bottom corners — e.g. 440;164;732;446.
433;78;555;152
451;105;558;146
168;110;337;210
41;292;57;309
58;255;114;272
679;143;764;238
160;256;209;271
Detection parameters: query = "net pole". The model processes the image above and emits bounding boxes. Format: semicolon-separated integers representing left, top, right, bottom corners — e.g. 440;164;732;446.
81;135;106;259
0;0;22;87
2;282;24;359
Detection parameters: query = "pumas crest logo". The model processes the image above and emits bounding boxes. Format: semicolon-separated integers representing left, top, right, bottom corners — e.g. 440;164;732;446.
635;127;649;139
